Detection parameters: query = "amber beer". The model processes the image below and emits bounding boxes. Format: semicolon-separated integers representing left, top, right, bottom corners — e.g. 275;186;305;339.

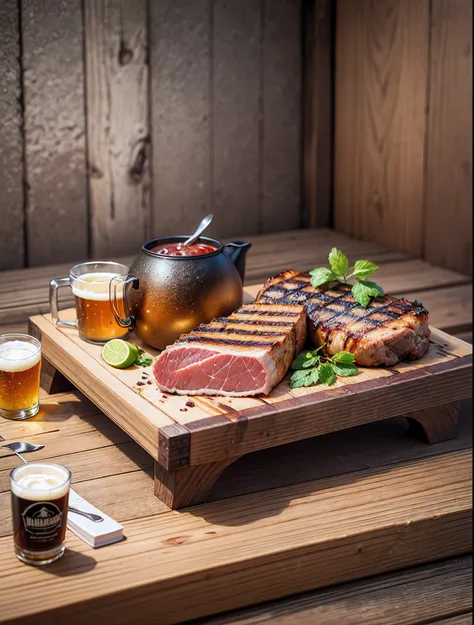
0;334;41;420
10;462;71;565
73;272;127;342
50;261;129;343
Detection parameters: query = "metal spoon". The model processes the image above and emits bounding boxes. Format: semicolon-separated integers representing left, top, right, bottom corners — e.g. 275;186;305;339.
1;441;104;523
68;506;103;523
181;213;213;249
0;441;44;464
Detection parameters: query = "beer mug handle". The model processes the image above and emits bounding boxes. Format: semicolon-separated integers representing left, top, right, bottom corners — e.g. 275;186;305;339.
49;277;78;328
110;275;136;328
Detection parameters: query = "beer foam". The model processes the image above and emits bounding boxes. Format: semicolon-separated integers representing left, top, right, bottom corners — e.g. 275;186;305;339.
72;272;123;302
0;340;41;373
11;463;70;502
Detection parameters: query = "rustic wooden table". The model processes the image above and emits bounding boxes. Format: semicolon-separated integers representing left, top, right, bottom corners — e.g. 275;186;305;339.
0;229;472;624
0;388;471;624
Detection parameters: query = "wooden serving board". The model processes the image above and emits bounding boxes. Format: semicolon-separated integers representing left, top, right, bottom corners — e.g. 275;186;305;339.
28;284;472;509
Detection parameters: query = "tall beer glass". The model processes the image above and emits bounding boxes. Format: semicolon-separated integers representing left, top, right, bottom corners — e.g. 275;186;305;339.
0;334;41;420
10;462;71;565
49;261;129;343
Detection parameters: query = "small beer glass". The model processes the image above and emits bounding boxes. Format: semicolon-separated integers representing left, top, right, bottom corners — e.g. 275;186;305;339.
49;261;129;344
10;462;71;565
0;333;41;420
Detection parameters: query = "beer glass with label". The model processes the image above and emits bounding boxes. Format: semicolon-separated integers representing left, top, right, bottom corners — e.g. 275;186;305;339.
49;261;129;343
0;333;41;420
10;462;71;565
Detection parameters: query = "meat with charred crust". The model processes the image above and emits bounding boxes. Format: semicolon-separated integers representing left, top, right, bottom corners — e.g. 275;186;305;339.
256;271;430;367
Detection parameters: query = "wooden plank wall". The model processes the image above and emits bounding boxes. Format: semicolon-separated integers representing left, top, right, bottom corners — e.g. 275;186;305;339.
0;0;305;270
334;0;472;276
0;0;25;269
21;0;89;266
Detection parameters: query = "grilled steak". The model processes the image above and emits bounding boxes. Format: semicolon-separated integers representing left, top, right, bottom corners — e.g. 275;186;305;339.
153;302;307;396
256;271;430;367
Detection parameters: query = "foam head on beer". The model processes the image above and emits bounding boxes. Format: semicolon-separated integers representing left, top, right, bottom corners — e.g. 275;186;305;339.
11;463;70;502
72;272;122;301
0;340;41;373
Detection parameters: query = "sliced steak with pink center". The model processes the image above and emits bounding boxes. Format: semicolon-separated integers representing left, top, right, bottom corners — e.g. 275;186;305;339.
153;303;306;396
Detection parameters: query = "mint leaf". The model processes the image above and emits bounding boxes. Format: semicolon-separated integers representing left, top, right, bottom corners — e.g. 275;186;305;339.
328;248;349;280
291;350;313;370
307;367;321;386
351;280;384;307
302;356;320;369
290;367;317;388
318;362;336;386
331;351;355;364
361;280;384;297
309;267;338;289
353;260;379;279
333;363;359;377
351;281;371;306
289;346;359;388
290;369;312;383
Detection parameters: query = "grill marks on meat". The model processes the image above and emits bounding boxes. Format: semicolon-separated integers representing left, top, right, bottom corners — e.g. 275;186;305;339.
153;303;307;396
256;271;430;367
153;270;431;397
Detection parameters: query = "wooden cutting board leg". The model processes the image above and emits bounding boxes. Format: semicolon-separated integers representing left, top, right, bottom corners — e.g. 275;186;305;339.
28;320;74;394
154;457;241;509
40;357;75;395
406;401;460;444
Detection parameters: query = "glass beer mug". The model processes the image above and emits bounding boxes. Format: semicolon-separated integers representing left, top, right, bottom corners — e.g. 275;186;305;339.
10;462;71;565
0;333;42;420
49;261;129;344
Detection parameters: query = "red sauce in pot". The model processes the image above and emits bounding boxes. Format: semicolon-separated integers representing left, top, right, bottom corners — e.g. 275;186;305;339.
150;242;218;257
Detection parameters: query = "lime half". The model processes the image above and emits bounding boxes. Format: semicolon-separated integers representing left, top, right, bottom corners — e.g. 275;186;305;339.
102;340;139;369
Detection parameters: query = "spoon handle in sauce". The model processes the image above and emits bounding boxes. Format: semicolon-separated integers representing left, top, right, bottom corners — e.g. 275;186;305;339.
182;214;213;249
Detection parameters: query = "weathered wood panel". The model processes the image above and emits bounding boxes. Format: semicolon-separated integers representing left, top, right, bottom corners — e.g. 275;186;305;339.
200;557;473;625
212;0;261;237
149;0;210;237
303;0;333;228
261;0;302;232
2;0;307;266
84;0;150;258
0;0;24;270
334;0;430;256
424;0;472;276
21;0;88;266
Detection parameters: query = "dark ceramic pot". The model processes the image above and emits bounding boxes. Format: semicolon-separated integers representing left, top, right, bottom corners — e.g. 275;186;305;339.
110;236;251;350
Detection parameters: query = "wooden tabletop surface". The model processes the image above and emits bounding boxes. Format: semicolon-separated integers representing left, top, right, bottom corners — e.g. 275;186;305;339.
0;228;472;624
0;388;471;624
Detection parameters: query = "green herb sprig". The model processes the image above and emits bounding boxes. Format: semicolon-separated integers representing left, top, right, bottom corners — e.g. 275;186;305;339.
289;345;359;389
130;344;153;367
310;248;384;307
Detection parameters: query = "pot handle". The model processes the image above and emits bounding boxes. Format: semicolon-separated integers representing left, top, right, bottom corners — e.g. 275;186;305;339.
110;275;137;328
223;241;252;283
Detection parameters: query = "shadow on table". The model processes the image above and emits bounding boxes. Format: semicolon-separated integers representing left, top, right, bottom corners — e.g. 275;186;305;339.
188;401;471;527
34;392;98;423
38;549;97;576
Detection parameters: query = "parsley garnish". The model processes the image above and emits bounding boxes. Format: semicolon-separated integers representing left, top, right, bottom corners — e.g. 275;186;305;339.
289;345;359;388
310;248;384;307
130;344;153;368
